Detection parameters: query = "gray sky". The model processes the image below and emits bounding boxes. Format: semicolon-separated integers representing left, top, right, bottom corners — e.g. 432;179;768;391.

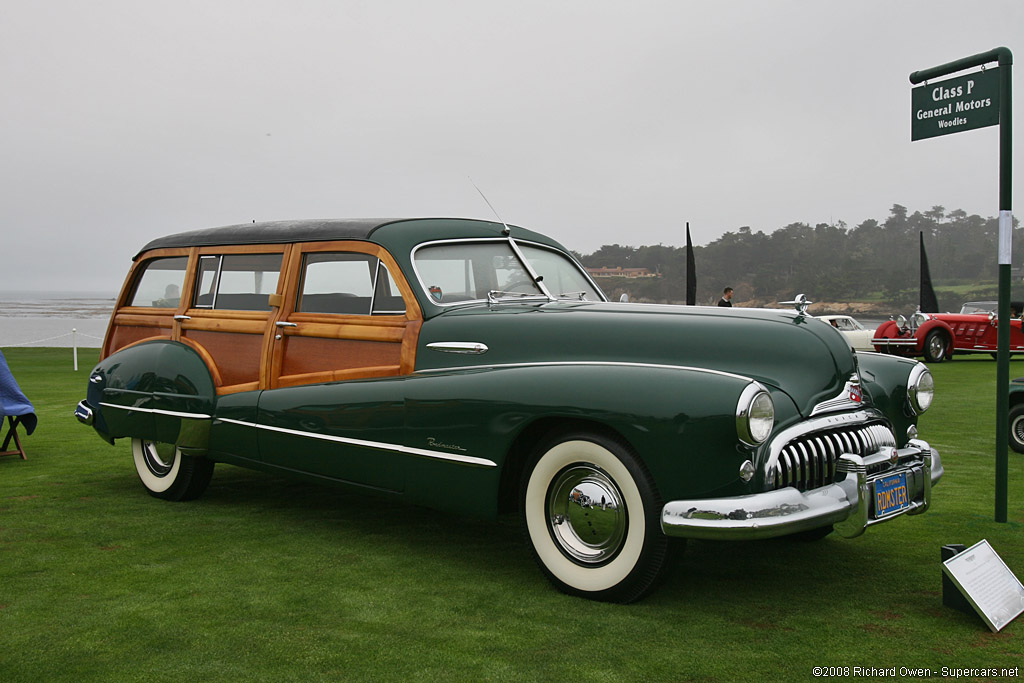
2;0;1021;293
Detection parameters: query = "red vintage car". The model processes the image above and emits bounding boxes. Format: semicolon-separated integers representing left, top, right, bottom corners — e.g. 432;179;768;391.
872;301;1024;363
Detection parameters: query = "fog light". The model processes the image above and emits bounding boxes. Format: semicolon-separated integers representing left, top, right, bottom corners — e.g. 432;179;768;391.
907;424;918;440
739;460;755;482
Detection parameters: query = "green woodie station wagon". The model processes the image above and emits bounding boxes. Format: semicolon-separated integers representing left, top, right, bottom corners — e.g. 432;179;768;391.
76;218;942;602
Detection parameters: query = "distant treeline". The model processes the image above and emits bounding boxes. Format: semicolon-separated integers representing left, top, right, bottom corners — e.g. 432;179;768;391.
575;204;1020;312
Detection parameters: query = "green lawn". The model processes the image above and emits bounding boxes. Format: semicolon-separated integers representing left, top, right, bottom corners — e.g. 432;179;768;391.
1;348;1021;681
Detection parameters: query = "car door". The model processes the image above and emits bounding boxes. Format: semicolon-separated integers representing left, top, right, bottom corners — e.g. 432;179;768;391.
255;241;422;491
178;247;286;394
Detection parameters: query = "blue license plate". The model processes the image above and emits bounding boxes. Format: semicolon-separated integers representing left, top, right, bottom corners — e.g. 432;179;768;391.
873;472;910;518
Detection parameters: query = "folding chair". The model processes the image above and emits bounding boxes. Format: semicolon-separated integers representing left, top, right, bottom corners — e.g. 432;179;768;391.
0;415;28;460
0;349;36;461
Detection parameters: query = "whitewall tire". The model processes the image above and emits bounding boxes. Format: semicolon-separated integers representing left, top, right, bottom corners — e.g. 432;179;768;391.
131;438;214;501
1009;405;1024;454
521;432;671;602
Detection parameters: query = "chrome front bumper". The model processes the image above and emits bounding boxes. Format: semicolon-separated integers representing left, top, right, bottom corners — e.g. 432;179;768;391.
661;442;942;541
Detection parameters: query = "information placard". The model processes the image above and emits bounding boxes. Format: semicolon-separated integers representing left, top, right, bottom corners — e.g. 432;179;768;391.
911;68;1000;140
942;539;1024;632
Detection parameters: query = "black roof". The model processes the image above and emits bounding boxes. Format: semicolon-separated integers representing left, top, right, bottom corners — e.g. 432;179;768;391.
135;219;400;259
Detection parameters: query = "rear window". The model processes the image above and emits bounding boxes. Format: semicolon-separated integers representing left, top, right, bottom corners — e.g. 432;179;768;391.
128;256;188;308
193;253;283;311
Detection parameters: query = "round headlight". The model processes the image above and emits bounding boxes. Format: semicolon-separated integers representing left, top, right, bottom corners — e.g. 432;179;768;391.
908;364;934;414
737;384;775;446
896;315;907;328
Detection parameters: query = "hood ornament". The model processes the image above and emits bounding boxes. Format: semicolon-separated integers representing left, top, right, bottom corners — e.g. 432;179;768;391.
779;293;813;317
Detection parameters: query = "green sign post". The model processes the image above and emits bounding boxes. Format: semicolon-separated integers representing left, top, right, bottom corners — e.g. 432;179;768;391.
910;48;1013;523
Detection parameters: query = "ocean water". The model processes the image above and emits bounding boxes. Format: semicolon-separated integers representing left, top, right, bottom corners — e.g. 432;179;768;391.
0;290;114;348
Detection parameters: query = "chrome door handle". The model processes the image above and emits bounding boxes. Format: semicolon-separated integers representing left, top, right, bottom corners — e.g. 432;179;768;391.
275;322;298;328
173;315;191;321
426;342;489;355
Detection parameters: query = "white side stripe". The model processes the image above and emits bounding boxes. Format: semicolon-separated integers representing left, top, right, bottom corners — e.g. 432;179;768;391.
217;418;496;468
99;403;212;420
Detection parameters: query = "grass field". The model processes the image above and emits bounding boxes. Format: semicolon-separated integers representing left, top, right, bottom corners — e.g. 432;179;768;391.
1;348;1021;681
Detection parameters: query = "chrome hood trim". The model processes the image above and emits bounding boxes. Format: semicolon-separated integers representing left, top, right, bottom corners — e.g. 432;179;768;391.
809;374;866;416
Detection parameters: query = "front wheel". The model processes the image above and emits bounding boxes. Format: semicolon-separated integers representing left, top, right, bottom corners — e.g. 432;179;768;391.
923;330;949;363
1009;405;1024;454
131;438;214;501
521;432;671;603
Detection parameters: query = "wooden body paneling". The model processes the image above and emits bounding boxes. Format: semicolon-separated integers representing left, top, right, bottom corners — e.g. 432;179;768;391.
267;241;422;390
106;240;422;396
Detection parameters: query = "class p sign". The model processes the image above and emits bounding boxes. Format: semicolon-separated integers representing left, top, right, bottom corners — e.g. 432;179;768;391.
912;69;1000;140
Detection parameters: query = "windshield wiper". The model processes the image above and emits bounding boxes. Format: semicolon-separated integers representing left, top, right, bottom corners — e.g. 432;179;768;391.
486;290;553;304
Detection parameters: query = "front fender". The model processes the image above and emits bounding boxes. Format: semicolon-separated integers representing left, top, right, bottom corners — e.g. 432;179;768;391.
85;340;216;453
856;351;927;444
403;363;779;505
914;319;954;347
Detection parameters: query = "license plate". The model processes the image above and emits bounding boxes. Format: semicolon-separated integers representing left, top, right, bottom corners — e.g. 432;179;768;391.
873;472;910;518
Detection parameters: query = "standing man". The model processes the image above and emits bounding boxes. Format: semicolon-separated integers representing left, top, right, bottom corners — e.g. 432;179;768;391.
718;287;733;307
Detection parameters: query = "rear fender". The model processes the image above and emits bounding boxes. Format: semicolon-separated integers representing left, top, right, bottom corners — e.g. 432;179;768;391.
87;340;216;453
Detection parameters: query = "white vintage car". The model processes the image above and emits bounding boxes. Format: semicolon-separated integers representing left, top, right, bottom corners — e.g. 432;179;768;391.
816;315;875;352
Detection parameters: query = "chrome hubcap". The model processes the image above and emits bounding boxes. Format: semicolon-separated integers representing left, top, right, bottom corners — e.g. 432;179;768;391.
1013;416;1024;446
928;336;944;359
142;440;175;477
547;464;626;565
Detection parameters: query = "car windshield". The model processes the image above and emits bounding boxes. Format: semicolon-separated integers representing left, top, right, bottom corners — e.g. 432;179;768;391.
413;240;602;305
518;244;602;301
959;302;996;314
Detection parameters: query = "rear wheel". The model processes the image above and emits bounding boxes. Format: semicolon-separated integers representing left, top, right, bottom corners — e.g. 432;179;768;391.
520;432;671;603
131;438;213;501
923;330;948;363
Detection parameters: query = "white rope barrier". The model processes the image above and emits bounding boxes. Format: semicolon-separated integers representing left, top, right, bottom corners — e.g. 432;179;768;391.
2;332;77;346
1;331;105;347
1;328;106;370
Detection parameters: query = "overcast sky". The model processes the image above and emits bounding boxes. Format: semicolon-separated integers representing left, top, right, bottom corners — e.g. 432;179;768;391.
2;0;1021;293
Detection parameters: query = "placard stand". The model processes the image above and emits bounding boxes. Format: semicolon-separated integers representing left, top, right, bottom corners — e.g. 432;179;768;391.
942;540;1024;632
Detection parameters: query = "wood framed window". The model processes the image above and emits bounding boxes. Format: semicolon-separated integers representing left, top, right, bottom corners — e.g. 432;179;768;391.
104;250;192;357
178;246;286;394
268;242;422;389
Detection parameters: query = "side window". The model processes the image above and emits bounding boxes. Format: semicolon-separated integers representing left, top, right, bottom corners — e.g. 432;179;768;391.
193;253;283;311
297;252;406;315
128;256;188;308
372;265;406;315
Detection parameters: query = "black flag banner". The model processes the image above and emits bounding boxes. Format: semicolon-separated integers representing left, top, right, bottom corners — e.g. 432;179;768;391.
686;222;696;306
920;231;939;313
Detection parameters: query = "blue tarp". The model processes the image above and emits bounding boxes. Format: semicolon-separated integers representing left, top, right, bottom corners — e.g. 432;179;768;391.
0;349;37;435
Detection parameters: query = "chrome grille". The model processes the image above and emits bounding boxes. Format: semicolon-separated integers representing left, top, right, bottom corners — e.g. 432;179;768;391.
773;423;896;491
